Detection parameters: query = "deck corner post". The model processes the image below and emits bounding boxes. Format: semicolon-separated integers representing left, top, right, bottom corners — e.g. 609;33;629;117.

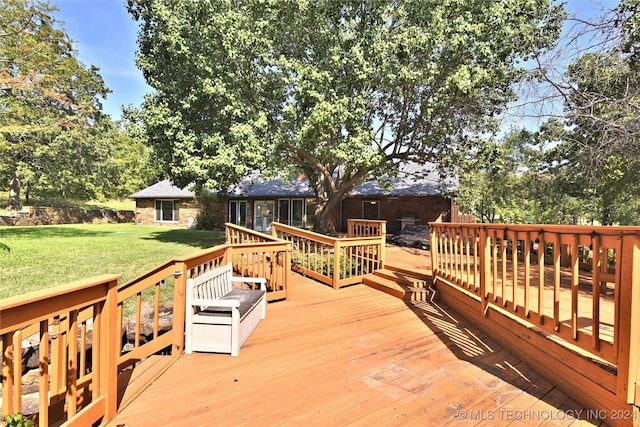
616;234;640;405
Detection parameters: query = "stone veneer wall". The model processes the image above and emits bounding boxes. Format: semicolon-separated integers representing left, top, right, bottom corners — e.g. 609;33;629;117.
0;207;134;226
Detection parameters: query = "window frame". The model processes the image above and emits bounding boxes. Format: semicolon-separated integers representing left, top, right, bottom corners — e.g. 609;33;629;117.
228;200;248;227
155;199;179;223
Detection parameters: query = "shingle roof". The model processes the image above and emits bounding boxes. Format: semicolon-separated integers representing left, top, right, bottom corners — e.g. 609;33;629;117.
228;174;315;198
128;180;195;199
130;163;456;200
349;162;457;196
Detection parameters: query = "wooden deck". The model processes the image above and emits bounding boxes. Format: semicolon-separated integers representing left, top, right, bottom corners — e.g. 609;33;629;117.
106;247;603;426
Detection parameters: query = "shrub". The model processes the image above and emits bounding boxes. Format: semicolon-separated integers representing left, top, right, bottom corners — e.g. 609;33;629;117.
1;413;35;427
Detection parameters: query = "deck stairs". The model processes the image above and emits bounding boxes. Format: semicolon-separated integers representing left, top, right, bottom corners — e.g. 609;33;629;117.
362;265;438;302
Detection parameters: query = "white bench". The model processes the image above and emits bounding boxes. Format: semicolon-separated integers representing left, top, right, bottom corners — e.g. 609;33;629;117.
185;263;266;357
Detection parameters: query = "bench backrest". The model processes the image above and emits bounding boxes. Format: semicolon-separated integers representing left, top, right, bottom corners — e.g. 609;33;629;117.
189;262;234;301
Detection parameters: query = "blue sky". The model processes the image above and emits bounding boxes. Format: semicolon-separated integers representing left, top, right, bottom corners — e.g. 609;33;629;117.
50;0;620;121
52;0;150;120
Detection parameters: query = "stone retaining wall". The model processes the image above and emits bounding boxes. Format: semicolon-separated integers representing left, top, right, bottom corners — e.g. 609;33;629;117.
0;207;134;226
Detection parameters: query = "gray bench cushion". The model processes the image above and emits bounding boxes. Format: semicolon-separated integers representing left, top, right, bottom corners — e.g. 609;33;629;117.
198;289;266;319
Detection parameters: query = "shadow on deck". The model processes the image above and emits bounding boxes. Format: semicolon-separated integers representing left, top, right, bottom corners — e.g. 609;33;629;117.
106;246;602;426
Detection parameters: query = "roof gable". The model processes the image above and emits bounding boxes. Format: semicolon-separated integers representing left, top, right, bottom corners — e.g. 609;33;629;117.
128;180;195;199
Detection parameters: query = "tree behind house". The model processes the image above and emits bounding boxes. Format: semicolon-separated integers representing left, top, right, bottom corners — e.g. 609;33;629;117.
0;1;160;207
128;0;564;233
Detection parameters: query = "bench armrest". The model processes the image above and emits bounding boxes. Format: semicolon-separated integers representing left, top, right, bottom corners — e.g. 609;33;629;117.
231;276;267;290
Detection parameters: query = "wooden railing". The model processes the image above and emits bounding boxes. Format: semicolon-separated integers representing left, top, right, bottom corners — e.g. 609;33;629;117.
272;222;385;289
347;219;387;238
430;223;640;420
224;222;292;302
1;275;120;427
0;225;291;426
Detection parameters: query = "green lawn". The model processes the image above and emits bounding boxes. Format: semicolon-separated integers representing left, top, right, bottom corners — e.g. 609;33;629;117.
0;223;225;299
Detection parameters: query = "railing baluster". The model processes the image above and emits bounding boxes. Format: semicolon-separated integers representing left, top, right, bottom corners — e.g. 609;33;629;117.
553;233;561;331
154;282;161;339
12;330;21;413
571;233;580;340
39;320;50;426
511;230;518;310
66;310;78;418
592;234;601;350
524;231;531;317
537;232;545;324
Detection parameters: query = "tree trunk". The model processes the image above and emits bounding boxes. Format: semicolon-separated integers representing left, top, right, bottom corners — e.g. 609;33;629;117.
7;170;22;210
312;194;343;235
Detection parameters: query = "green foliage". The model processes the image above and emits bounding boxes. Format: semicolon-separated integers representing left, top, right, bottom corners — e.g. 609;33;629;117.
0;0;110;208
0;1;159;207
1;413;35;427
291;246;368;280
456;128;590;224
128;0;564;232
619;0;640;68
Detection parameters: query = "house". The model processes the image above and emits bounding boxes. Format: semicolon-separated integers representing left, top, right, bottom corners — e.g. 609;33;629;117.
129;163;474;233
128;180;200;228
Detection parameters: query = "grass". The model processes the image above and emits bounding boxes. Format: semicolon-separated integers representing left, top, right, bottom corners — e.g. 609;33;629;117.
0;223;225;299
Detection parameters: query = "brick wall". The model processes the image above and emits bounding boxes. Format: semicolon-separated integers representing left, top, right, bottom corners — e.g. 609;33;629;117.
341;195;454;233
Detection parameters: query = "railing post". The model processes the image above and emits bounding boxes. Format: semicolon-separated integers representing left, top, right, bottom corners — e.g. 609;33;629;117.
172;261;188;357
479;225;490;315
283;244;292;300
616;234;640;405
102;277;119;421
225;222;237;244
379;221;386;269
333;240;341;289
430;225;438;275
1;332;14;415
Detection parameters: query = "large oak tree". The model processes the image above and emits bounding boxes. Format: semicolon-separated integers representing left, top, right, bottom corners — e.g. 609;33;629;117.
128;0;564;233
0;0;113;208
1;1;159;207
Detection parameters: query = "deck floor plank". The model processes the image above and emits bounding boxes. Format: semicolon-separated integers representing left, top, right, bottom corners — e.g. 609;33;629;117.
106;247;604;427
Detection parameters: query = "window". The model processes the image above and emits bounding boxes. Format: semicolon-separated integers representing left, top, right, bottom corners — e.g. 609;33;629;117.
362;200;379;220
276;198;315;229
155;200;178;222
291;199;304;227
229;200;247;226
305;199;316;229
278;199;290;225
278;198;305;228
